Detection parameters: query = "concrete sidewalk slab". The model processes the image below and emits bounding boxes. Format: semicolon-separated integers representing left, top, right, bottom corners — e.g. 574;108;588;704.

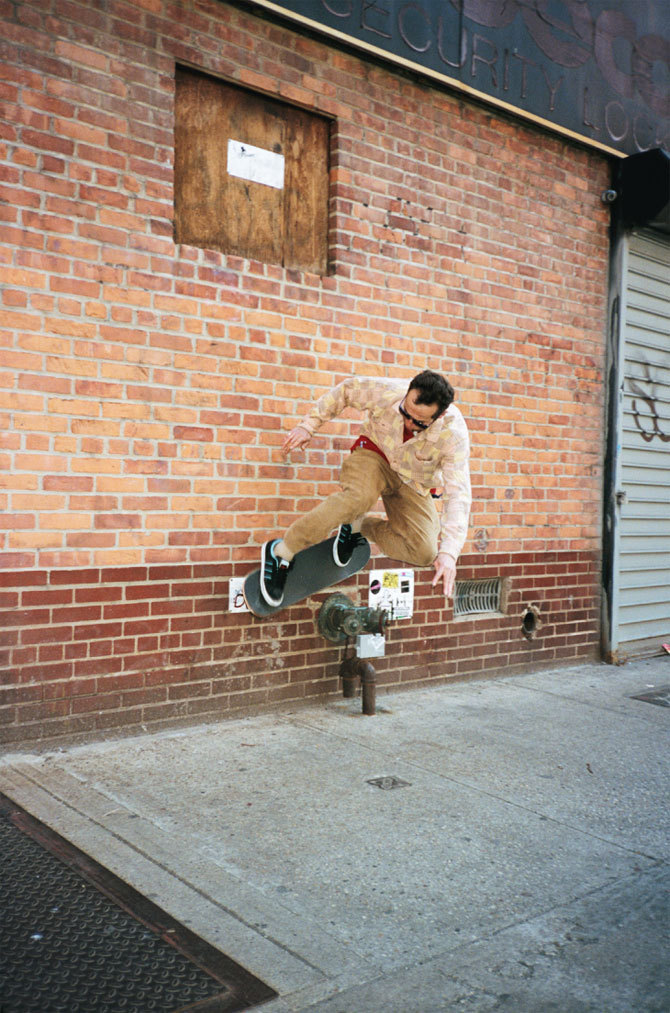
302;863;669;1013
1;658;668;1012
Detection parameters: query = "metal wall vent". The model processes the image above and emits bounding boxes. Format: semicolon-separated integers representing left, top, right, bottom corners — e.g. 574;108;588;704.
454;578;502;617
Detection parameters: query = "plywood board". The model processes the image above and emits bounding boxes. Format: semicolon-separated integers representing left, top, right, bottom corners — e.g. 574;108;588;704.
175;68;329;274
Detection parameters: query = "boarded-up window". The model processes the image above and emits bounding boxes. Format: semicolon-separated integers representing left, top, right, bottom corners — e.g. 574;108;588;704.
174;67;330;275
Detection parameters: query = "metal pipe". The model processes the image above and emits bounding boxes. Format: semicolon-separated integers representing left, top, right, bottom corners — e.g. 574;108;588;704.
358;660;376;716
339;653;359;698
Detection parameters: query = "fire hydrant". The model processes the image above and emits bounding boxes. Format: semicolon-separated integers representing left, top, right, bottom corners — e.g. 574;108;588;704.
318;593;390;716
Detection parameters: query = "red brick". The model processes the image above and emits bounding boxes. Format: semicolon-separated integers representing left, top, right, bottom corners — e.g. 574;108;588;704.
100;567;148;583
71;693;121;714
19;586;71;606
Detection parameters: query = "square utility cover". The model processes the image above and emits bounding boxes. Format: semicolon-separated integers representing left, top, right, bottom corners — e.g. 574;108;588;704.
630;686;670;708
367;776;412;790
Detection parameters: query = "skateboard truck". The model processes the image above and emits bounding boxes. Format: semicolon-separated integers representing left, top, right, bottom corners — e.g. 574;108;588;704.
317;593;388;644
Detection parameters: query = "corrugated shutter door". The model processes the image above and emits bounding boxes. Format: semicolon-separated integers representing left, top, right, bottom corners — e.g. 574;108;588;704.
615;232;670;656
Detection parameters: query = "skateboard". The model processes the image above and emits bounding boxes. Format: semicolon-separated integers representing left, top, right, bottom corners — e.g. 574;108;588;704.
243;536;371;617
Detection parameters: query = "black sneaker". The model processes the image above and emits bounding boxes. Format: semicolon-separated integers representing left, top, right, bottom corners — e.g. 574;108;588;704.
260;539;293;607
333;524;366;567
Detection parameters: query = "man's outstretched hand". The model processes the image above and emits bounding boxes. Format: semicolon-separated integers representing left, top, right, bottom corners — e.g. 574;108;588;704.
432;552;456;598
282;426;312;457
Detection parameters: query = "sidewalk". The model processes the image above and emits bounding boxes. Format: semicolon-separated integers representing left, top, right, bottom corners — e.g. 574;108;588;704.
1;657;668;1012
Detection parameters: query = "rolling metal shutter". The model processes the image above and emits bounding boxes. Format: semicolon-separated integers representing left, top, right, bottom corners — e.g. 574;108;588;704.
612;232;670;657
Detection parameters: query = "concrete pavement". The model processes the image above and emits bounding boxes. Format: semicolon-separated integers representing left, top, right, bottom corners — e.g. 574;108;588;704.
1;657;668;1012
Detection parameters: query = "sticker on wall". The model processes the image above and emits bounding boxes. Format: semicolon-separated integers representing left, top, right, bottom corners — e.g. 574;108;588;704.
229;577;249;613
368;569;414;620
227;139;285;190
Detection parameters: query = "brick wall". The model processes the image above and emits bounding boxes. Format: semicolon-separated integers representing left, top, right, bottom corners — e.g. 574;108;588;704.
0;0;611;744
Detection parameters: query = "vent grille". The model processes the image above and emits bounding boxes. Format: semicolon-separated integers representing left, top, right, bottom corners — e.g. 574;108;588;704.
454;578;501;617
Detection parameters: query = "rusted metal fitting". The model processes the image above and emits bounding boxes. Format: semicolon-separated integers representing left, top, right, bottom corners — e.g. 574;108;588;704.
521;603;542;640
318;593;388;644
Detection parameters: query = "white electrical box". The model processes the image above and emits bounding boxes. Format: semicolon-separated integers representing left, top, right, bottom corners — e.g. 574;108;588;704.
368;568;414;619
356;634;386;658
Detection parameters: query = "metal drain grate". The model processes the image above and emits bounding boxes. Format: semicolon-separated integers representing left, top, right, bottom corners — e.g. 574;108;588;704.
0;795;276;1013
454;578;501;617
630;686;670;708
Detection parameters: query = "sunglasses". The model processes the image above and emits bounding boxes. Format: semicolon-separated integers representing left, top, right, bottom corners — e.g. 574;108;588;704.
399;403;431;430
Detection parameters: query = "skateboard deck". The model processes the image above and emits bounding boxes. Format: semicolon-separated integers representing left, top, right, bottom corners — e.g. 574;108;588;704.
243;536;371;617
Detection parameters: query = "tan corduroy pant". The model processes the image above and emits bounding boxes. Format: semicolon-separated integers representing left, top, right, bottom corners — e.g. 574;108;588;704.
282;449;440;567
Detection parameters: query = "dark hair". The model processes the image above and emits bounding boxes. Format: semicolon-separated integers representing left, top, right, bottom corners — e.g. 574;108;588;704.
408;370;454;417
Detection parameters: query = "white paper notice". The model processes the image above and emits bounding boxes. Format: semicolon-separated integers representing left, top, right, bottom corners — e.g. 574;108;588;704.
368;569;414;620
227;139;285;190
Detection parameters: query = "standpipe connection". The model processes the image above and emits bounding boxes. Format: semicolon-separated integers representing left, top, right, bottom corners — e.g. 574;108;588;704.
317;593;387;643
318;593;390;716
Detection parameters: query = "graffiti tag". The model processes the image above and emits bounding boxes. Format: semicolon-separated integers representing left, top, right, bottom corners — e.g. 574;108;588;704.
629;369;670;443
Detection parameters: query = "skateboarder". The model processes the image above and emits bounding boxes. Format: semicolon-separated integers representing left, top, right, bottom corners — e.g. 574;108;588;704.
260;371;471;607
